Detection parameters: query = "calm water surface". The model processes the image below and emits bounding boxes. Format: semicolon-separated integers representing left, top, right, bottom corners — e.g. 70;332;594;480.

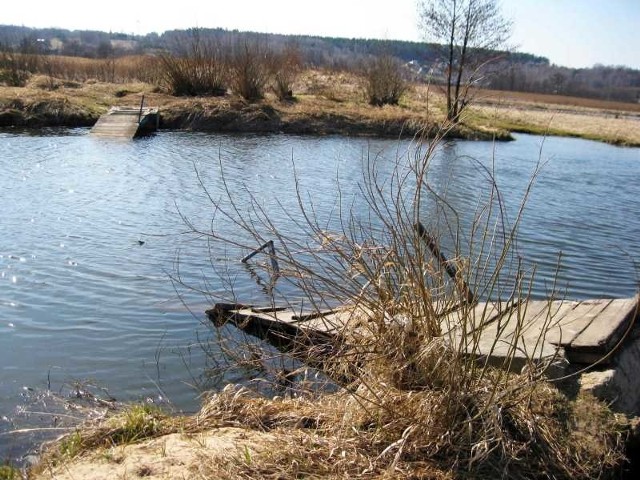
0;129;638;460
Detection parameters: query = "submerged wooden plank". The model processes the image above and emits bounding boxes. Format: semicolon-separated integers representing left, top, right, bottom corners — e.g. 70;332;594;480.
206;305;338;355
565;297;638;364
206;303;355;383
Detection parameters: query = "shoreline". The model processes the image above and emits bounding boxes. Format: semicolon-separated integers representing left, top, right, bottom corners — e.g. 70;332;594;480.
5;98;639;147
0;97;513;142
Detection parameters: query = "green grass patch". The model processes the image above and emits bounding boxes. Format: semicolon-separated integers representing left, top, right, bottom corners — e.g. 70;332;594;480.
0;465;19;480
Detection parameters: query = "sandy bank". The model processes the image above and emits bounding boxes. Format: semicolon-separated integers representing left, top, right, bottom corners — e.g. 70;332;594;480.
35;426;277;480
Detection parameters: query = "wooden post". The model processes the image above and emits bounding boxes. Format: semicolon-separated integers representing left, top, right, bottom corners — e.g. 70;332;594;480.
414;221;475;305
137;95;145;124
241;240;280;275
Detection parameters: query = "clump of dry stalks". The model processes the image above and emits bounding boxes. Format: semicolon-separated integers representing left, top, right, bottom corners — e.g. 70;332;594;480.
34;375;627;479
187;381;626;479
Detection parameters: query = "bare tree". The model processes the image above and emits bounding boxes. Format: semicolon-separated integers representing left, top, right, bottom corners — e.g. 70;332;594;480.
418;0;511;121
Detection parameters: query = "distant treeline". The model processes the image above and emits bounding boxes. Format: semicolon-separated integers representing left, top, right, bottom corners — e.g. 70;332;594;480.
1;24;638;103
487;62;640;103
0;24;546;64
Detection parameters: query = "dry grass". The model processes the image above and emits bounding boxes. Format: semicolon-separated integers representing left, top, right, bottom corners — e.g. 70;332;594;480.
469;103;640;146
465;87;640;146
32;385;629;480
28;54;161;84
473;88;640;113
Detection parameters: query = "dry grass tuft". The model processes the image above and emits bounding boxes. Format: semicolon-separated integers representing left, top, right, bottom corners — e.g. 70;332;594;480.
32;381;628;479
176;382;625;479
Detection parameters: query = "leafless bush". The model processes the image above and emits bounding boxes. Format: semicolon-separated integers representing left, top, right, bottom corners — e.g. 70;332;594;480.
173;113;628;477
160;29;227;96
363;54;408;106
227;39;271;102
270;44;302;101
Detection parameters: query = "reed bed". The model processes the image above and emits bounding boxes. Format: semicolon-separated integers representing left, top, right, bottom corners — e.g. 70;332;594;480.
0;53;161;85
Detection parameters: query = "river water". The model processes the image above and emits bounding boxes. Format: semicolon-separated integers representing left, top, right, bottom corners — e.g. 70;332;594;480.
0;129;638;461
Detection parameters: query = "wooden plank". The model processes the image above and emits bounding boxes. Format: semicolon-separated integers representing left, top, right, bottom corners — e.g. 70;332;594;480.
566;297;638;364
514;301;577;361
297;311;348;335
439;300;511;336
466;300;546;343
490;301;555;360
470;301;551;358
508;299;576;339
446;302;518;358
464;300;565;373
536;300;581;344
545;299;612;347
91;114;139;138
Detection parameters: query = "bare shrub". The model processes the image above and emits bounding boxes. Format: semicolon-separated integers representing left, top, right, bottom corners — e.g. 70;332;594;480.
160;29;227;96
363;54;408;106
270;44;302;101
227;39;271;102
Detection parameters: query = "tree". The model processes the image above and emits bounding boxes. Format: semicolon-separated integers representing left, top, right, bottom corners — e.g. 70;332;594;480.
418;0;511;121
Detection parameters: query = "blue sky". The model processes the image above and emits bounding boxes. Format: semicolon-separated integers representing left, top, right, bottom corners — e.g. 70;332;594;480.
3;0;639;69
